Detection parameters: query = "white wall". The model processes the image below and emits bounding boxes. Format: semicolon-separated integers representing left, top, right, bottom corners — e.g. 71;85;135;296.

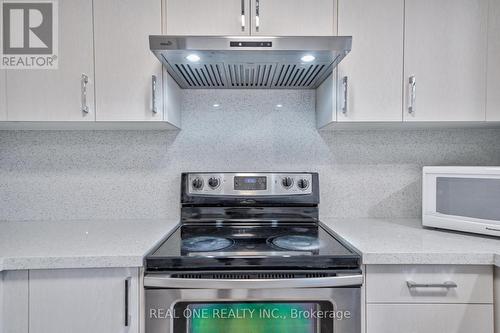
1;89;500;221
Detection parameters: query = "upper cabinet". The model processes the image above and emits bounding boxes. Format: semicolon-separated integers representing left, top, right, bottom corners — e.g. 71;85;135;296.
250;0;335;36
94;0;163;121
0;70;5;121
487;0;500;121
5;0;95;122
403;0;488;122
165;0;251;35
336;0;403;122
164;0;335;36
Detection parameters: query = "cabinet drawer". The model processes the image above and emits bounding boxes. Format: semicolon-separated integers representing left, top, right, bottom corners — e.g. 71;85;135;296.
366;265;493;303
367;304;493;333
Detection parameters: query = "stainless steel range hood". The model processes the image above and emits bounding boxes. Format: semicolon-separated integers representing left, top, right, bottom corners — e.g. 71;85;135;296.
149;36;352;89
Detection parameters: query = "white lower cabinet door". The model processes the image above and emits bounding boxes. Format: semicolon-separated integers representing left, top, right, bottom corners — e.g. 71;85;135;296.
367;304;494;333
94;0;163;121
487;0;500;121
29;268;139;333
337;0;403;122
403;0;488;122
5;0;95;121
0;271;29;333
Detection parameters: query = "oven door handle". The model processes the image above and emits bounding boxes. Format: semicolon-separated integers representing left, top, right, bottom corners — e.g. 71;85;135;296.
144;274;363;289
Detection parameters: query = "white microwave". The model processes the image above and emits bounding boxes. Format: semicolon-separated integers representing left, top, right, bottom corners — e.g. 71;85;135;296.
423;166;500;237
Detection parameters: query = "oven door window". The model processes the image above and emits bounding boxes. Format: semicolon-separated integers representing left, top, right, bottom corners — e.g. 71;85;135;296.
173;301;334;333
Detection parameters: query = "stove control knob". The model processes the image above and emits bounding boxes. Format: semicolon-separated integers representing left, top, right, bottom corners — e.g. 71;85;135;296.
191;177;204;190
297;178;310;190
208;177;220;189
281;177;294;189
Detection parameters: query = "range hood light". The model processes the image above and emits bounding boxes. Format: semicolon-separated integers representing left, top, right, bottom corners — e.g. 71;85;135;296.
300;55;316;62
186;54;200;62
276;104;283;108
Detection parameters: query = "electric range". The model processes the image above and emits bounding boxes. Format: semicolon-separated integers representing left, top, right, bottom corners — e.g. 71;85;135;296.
145;172;361;333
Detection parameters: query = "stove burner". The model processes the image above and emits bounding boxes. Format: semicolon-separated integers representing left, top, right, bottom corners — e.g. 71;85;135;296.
270;235;320;251
182;236;234;252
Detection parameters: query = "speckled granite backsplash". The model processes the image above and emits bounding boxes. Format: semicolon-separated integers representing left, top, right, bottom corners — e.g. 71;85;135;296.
1;90;500;221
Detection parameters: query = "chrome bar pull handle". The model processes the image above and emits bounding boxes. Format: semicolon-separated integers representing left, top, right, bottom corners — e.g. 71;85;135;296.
408;75;416;114
341;76;348;114
407;280;457;289
81;74;89;114
255;0;260;32
241;0;245;31
152;75;158;114
124;277;131;326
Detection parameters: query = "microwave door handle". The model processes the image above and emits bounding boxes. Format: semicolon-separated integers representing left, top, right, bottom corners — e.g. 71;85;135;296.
144;274;363;289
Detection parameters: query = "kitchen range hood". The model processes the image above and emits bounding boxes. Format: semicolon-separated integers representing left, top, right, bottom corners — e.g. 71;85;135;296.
149;36;352;89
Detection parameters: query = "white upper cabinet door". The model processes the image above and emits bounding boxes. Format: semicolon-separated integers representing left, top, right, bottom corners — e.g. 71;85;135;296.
0;70;6;121
0;3;4;120
29;268;139;333
337;0;403;122
404;0;488;122
165;0;251;35
250;0;335;36
94;0;163;121
487;0;500;121
5;0;94;121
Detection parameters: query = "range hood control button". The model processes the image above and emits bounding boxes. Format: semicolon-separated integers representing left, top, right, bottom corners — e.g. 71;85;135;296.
192;178;204;190
281;177;294;189
208;177;220;189
297;179;309;190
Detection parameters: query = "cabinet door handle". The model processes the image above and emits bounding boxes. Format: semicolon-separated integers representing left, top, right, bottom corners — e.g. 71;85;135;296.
407;280;457;289
124;277;131;327
241;0;246;31
152;75;158;114
81;74;89;114
255;0;260;32
341;76;348;114
408;75;416;114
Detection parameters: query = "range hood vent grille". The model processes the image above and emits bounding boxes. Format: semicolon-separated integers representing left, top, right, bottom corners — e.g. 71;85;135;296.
150;36;352;90
167;62;334;89
227;63;274;88
172;63;226;88
272;63;328;88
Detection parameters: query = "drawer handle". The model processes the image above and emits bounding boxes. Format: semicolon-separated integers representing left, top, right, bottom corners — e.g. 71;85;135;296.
406;280;457;289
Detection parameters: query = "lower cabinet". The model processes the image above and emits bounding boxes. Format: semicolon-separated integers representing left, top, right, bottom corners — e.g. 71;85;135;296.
0;270;29;333
365;265;494;333
29;268;139;333
0;268;139;333
367;304;493;333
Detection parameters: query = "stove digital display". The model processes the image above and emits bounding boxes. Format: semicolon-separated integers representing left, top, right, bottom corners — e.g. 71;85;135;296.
234;176;267;191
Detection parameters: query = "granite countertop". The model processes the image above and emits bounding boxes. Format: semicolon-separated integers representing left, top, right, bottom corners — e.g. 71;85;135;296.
0;218;499;272
321;218;500;266
0;219;178;272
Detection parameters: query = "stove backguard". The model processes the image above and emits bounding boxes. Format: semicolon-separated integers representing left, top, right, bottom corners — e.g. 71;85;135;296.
181;172;319;223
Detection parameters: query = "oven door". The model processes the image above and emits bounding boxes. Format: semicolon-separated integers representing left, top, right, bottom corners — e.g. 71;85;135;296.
145;274;361;333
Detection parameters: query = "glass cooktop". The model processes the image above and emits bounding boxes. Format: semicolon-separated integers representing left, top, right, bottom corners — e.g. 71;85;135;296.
146;222;360;272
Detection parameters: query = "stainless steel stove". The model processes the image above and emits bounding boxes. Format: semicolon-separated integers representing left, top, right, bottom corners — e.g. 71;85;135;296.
145;172;362;333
